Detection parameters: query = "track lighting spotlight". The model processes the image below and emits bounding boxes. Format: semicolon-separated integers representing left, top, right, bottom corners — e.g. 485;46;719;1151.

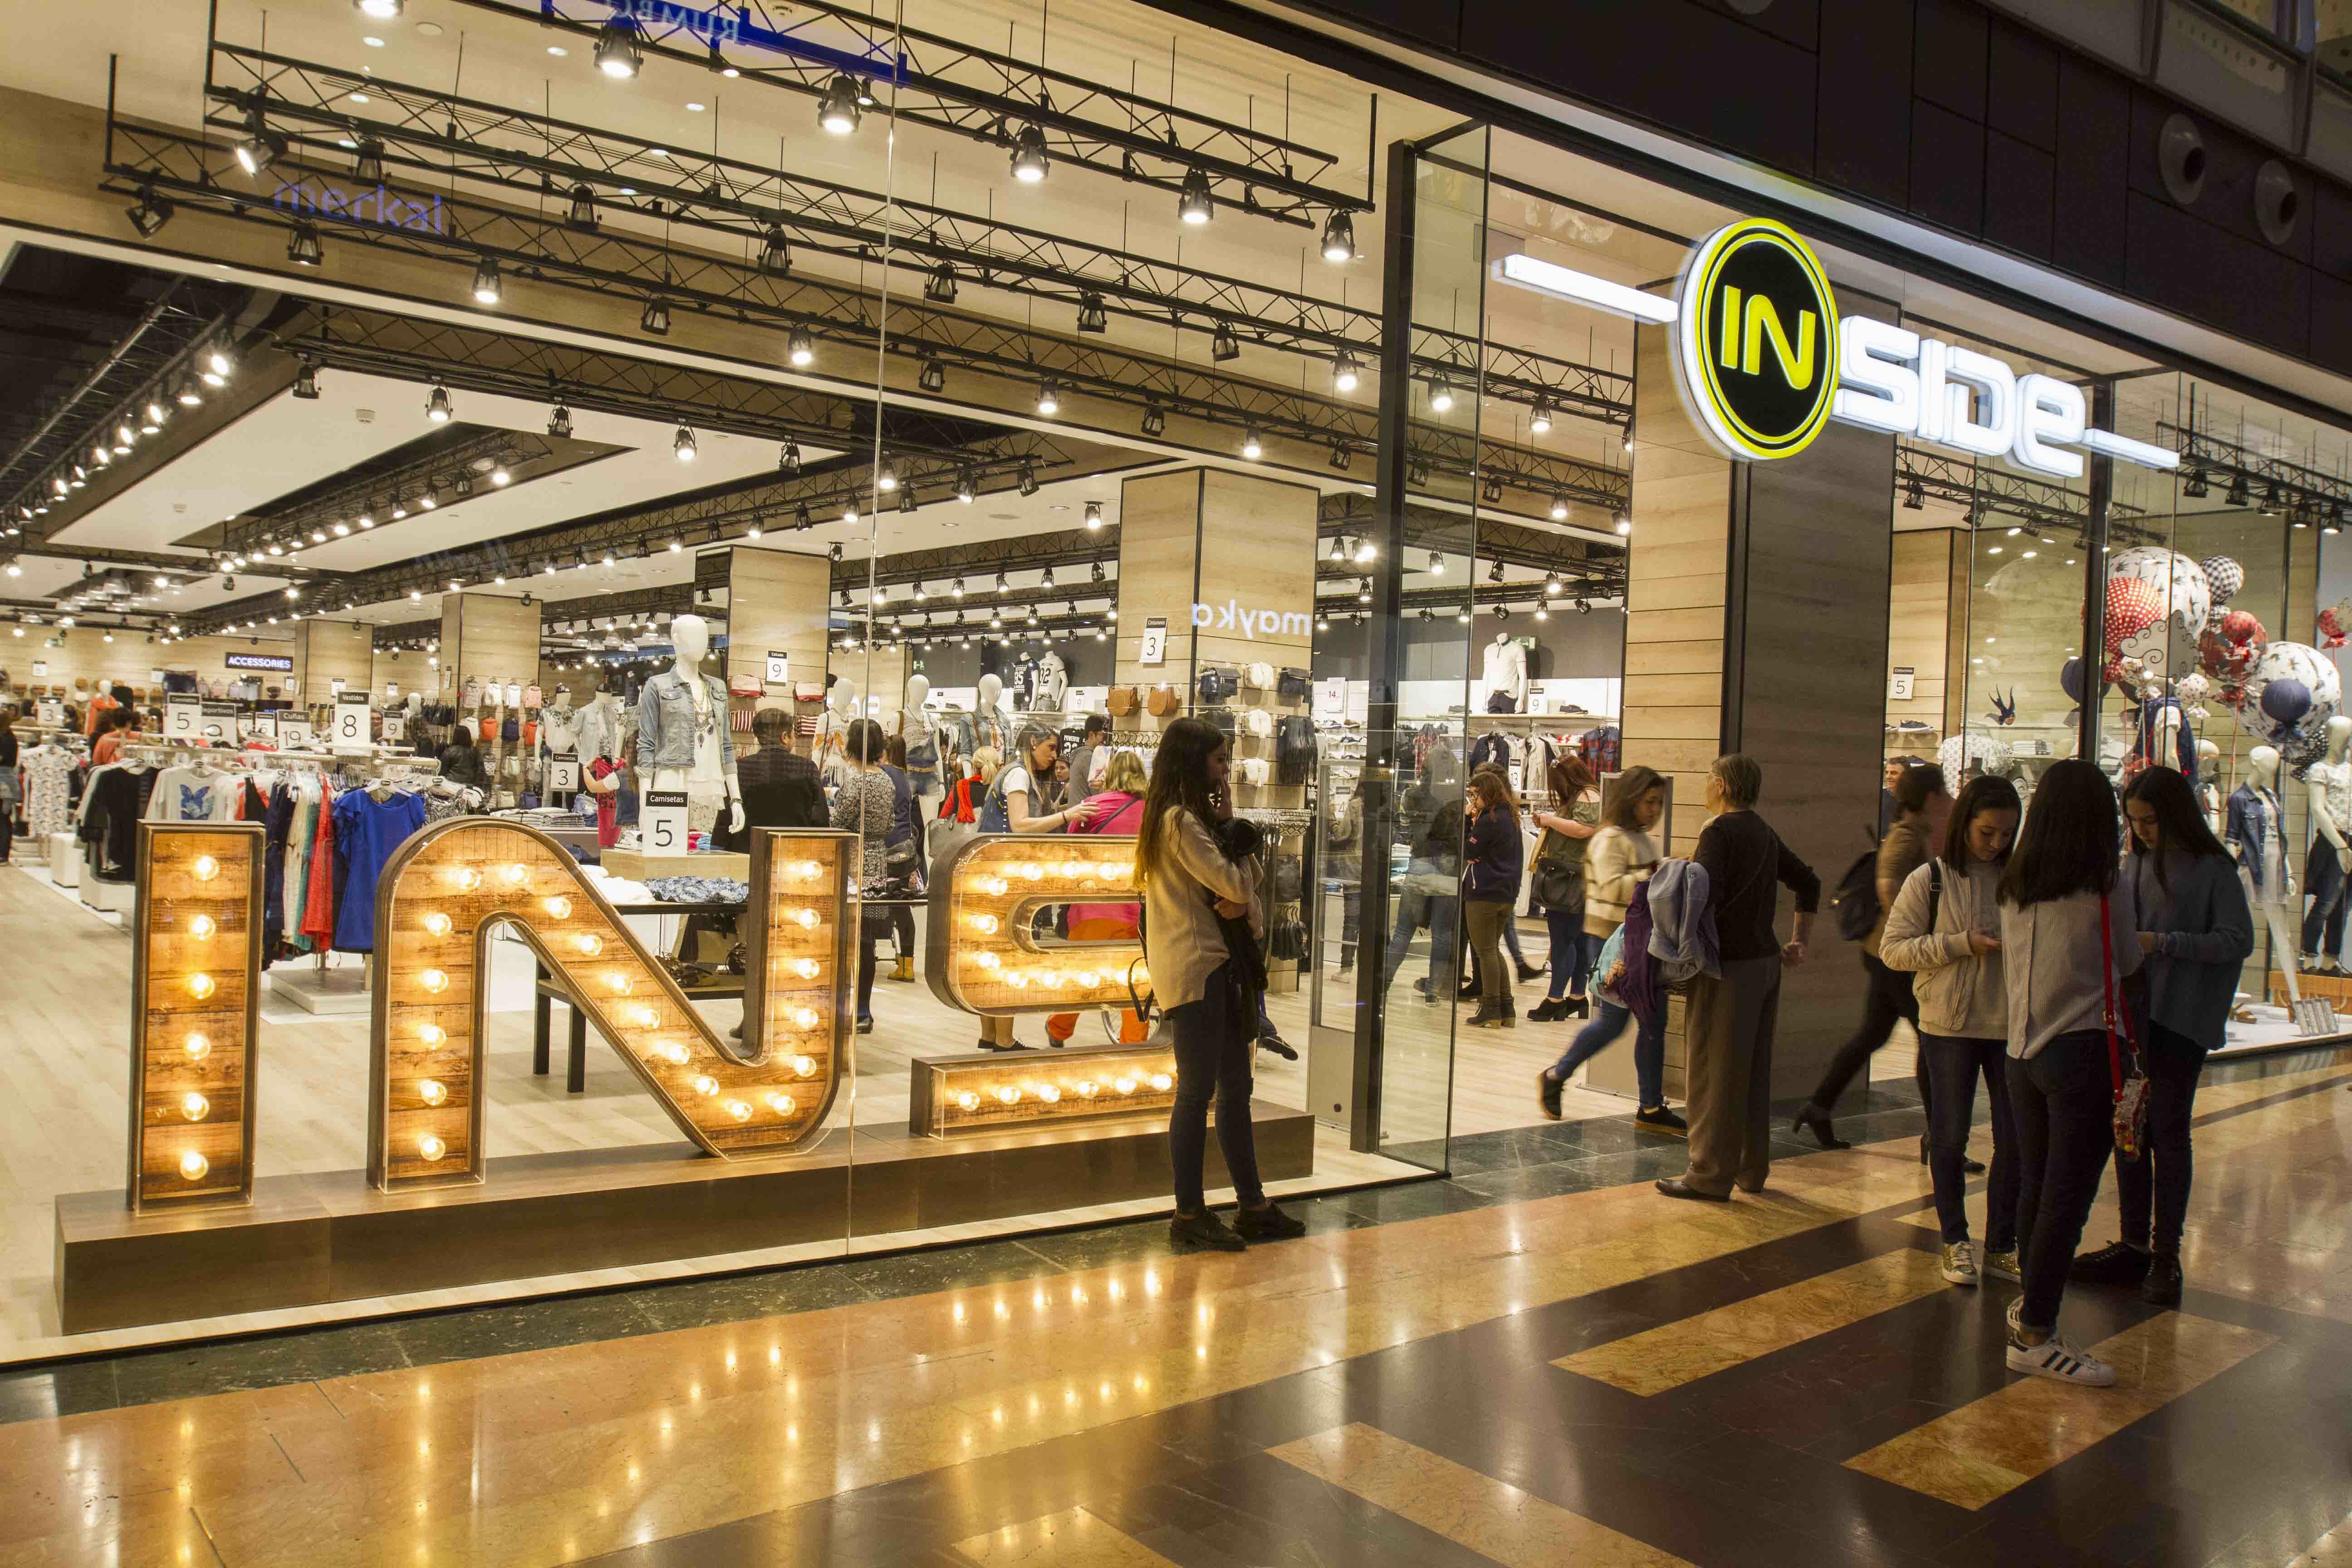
1141;400;1167;438
1211;321;1240;362
1548;492;1568;520
425;383;453;422
176;377;202;407
1177;168;1214;226
1084;500;1103;530
876;455;900;492
951;576;965;597
898;486;918;514
1429;373;1454;414
235;123;287;178
828;542;843;561
2226;475;2250;507
1333;349;1361;394
142;400;167;432
470;256;502;304
1481;472;1504;505
641;296;671;335
1329;441;1351;471
566;182;598;230
595;16;644;78
2182;466;2210;500
1545;571;1563;596
1407;455;1431;486
355;0;402;16
1614;510;1632;536
1241;426;1264;461
1358;576;1372;604
391;493;408;519
1901;478;1924;510
794;503;813;530
2261;479;2283;515
1010;122;1050;182
1090;561;1106;583
759;223;792;276
1320;209;1357;262
745;515;764;539
1529;400;1553;435
818;74;862;135
787;328;814;367
204;344;234;384
924;263;958;303
1076;292;1108;333
1017;461;1039;497
954;468;977;504
353;136;386;183
673;423;697;461
1035;380;1060;417
1493;603;1510;621
548;402;573;439
291;359;321;401
780;440;803;476
125;186;174;238
918;357;946;393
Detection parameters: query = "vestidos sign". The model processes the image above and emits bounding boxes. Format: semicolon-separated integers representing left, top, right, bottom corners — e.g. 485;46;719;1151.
1495;223;2178;478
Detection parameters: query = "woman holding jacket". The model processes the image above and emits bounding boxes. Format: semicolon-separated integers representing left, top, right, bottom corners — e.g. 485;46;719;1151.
1879;775;2023;1288
2071;765;2252;1307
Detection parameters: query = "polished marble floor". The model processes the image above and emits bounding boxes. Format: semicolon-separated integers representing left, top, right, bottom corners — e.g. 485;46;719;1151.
0;1043;2345;1567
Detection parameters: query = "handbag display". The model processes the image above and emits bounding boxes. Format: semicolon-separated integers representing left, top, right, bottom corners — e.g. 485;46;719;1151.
1244;661;1275;690
1106;685;1137;717
1146;684;1180;716
1276;667;1312;701
2099;892;2152;1159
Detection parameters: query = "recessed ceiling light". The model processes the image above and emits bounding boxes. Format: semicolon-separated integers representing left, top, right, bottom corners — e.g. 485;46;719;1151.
362;34;385;46
546;44;568;55
685;102;706;112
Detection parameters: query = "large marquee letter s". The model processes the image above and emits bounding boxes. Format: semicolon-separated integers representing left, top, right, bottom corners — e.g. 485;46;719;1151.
369;821;853;1190
925;833;1146;1016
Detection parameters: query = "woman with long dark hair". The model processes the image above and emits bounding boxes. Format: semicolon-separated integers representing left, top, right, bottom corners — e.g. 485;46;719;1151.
1995;757;2139;1387
1461;769;1526;1029
1137;717;1303;1253
1528;754;1604;1020
2070;766;2251;1307
1880;775;2023;1288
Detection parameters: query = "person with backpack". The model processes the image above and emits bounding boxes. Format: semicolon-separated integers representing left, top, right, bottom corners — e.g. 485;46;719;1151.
2069;765;2252;1307
1138;717;1303;1253
1993;756;2142;1387
1878;775;2023;1288
1793;761;1955;1155
1657;754;1819;1203
1046;749;1150;1047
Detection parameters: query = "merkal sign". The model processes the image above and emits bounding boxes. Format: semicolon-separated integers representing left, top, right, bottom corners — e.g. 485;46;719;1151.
1494;218;2176;480
269;177;447;236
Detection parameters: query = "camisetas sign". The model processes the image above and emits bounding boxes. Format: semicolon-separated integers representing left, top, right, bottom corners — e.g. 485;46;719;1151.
1494;221;2177;479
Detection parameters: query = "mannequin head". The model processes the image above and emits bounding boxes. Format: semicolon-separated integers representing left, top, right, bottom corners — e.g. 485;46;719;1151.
905;673;930;710
2250;745;2282;784
2329;714;2352;755
977;672;1003;710
827;679;856;717
671;614;710;668
2197;738;2219;766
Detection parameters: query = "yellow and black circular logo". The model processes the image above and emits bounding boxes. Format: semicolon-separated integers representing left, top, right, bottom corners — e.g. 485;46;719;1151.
1672;219;1839;462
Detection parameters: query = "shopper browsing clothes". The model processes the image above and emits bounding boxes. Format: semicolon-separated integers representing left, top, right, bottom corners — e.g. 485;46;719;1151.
1527;754;1604;1021
1995;756;2140;1387
1878;776;2024;1288
1793;762;1959;1155
1657;754;1819;1203
1461;769;1526;1029
2070;766;2252;1307
1137;716;1303;1253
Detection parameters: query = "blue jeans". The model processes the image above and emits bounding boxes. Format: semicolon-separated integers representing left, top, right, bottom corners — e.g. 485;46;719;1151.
1381;884;1458;995
1547;999;1664;1108
1544;911;1601;999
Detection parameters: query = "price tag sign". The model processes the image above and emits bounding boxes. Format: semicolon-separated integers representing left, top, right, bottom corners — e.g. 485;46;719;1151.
279;715;314;749
36;698;63;729
332;691;372;754
548;754;581;793
642;790;690;855
1889;666;1916;701
380;712;407;744
164;693;201;740
199;701;236;742
329;677;347;698
385;681;400;702
764;649;789;686
248;711;280;742
30;660;49;679
1138;616;1167;666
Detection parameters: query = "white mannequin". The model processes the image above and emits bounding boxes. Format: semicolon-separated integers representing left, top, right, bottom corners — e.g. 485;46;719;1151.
2239;745;2300;1004
1034;651;1068;712
2197;739;2221;834
650;614;746;834
816;680;856;788
898;673;945;809
2303;716;2352;971
974;673;1012;754
1482;633;1528;708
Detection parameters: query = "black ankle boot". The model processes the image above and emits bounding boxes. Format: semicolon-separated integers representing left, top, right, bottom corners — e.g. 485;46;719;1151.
1792;1103;1850;1150
1562;994;1590;1018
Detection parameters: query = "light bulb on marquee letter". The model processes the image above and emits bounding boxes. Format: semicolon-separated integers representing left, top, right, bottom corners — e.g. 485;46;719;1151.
188;914;216;940
179;1150;210;1181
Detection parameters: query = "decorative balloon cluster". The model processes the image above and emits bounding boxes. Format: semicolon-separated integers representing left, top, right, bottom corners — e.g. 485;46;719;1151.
2082;546;2341;770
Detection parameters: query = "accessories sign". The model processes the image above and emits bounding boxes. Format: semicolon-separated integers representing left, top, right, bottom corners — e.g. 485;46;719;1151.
1495;223;2178;478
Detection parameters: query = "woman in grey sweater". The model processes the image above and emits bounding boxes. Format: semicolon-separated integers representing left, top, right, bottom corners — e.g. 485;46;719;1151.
1879;775;2022;1289
1995;758;2141;1388
2071;766;2252;1308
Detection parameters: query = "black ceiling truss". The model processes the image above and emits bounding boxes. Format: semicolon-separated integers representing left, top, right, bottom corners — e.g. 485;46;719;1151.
368;616;441;650
178;437;1085;637
202;44;1616;426
220;429;562;559
2165;424;2352;519
1318;492;1624;573
443;0;1365;225
105;125;1627;512
0;284;244;547
1896;444;2160;545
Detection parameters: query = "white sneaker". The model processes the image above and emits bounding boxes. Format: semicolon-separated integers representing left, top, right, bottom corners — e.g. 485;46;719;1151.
1940;1241;1980;1287
2006;1332;2116;1387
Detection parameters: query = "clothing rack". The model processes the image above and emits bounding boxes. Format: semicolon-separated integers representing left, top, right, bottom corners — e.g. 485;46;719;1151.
116;739;443;777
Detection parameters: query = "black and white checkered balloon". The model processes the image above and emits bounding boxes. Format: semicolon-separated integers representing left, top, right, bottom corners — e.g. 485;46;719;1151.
2200;554;2244;605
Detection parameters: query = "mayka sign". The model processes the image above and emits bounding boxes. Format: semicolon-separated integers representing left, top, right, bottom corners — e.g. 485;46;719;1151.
1191;599;1313;640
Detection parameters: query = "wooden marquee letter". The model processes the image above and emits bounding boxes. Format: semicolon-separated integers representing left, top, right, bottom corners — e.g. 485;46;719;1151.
924;833;1147;1016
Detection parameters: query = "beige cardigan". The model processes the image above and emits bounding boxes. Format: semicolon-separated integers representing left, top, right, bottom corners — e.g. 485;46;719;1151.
1582;825;1660;937
1142;807;1266;1012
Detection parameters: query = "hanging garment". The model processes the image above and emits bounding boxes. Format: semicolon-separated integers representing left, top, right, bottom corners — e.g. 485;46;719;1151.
259;783;290;964
303;785;339;949
22;747;74;838
330;789;427;952
146;765;238;824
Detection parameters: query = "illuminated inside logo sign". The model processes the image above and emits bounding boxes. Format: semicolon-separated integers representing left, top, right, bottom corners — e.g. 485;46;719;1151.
1672;219;1840;462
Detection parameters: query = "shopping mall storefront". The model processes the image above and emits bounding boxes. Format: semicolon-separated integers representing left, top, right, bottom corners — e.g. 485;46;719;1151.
3;0;2350;1362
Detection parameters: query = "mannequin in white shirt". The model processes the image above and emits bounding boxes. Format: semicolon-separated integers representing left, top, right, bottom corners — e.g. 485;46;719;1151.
2240;745;2300;1003
816;679;856;788
1482;633;1528;711
648;614;746;834
1034;651;1068;712
2302;715;2352;971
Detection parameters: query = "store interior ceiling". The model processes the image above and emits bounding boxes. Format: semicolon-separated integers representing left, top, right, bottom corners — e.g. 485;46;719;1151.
6;0;2350;659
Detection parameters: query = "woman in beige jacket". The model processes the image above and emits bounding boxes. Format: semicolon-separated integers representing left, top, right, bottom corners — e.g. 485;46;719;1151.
1582;765;1666;940
1879;775;2023;1291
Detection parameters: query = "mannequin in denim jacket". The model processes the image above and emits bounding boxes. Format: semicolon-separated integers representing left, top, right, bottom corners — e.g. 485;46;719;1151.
645;614;746;835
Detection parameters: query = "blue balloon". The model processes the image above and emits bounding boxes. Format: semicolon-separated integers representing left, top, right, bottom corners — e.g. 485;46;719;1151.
2262;676;2313;726
2059;657;2105;705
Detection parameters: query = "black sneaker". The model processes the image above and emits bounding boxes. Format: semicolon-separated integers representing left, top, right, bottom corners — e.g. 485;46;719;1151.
2070;1240;2153;1285
2141;1252;2184;1306
1233;1203;1307;1242
1962;1156;1987;1175
1536;1070;1564;1121
1258;1032;1298;1061
1635;1105;1688;1135
1515;960;1546;983
1459;977;1480;1001
1169;1211;1246;1252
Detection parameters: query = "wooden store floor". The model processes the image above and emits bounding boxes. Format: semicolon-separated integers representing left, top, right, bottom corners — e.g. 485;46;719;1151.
0;865;1699;1362
0;1046;2345;1565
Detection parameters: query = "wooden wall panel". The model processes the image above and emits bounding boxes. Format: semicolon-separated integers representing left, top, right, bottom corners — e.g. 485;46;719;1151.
1886;529;1963;763
725;546;831;722
448;593;540;696
297;619;375;708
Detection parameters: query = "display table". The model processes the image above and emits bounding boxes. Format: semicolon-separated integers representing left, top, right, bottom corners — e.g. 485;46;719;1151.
599;846;750;882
